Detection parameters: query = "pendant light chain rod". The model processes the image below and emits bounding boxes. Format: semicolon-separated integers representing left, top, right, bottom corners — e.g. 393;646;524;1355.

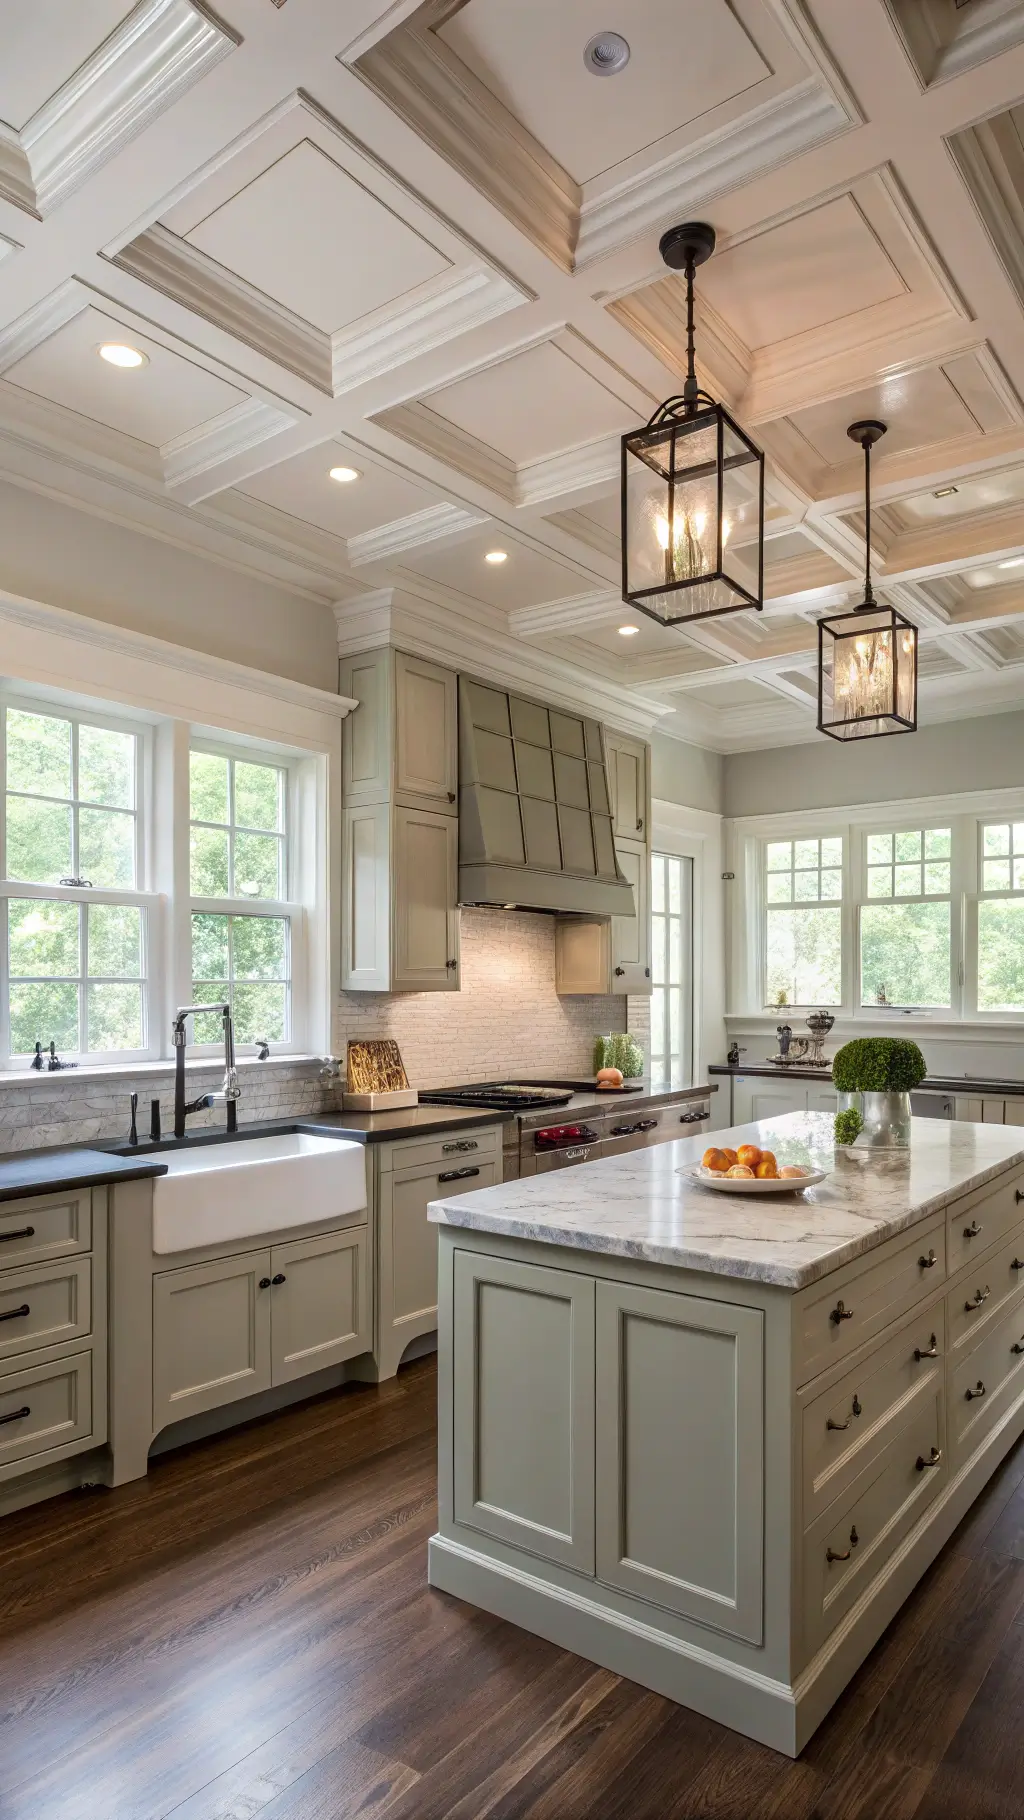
862;435;875;608
683;250;698;415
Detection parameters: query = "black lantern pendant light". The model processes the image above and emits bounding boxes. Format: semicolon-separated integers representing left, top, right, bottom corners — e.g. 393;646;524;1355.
817;421;918;742
621;222;765;626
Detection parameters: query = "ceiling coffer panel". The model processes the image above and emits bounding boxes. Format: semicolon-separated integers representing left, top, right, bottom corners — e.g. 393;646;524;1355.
458;678;634;915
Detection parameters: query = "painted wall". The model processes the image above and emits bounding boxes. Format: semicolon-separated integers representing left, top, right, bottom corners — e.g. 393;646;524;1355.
336;907;646;1087
723;712;1024;818
651;731;724;814
0;481;338;691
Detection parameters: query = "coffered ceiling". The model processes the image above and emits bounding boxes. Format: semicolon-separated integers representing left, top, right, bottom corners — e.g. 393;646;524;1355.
5;0;1024;749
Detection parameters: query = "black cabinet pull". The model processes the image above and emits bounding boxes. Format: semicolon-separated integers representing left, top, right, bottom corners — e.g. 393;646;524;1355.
827;1525;859;1565
966;1380;987;1401
271;1273;286;1286
442;1140;478;1154
614;965;626;977
0;1406;29;1427
0;1227;34;1244
438;1166;480;1183
916;1447;942;1471
1016;1191;1024;1204
918;1249;937;1269
963;1220;983;1239
1013;1259;1024;1272
829;1299;854;1326
0;1305;29;1324
447;790;456;803
446;958;457;971
259;1278;271;1289
1013;1339;1024;1356
965;1286;991;1311
915;1334;939;1361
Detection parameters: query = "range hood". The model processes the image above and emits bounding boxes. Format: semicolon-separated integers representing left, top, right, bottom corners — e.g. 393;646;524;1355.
458;677;635;917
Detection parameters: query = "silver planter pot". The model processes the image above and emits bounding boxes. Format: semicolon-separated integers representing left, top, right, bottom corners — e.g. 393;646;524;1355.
837;1089;912;1150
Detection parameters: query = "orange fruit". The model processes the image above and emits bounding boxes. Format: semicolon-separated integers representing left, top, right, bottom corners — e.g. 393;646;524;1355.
721;1148;738;1166
755;1159;778;1179
702;1147;729;1172
736;1144;762;1169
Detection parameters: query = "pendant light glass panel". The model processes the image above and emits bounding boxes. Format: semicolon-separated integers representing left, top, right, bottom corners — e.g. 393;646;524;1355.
621;402;764;625
817;603;918;741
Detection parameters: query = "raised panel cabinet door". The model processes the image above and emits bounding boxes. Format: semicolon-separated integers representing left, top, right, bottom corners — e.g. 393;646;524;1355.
378;1158;500;1379
342;803;391;990
395;652;457;812
393;806;460;991
595;1280;765;1642
611;839;651;995
340;649;392;802
554;918;610;996
269;1227;370;1386
0;1350;93;1477
453;1251;596;1572
608;736;649;842
733;1077;808;1123
152;1251;272;1433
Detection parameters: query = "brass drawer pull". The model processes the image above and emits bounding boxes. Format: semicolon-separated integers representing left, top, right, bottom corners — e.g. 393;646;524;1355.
965;1286;991;1311
0;1227;35;1244
0;1304;29;1323
0;1406;30;1427
827;1525;859;1565
914;1335;939;1361
916;1447;942;1471
919;1249;938;1269
963;1220;983;1239
966;1380;987;1401
829;1299;854;1326
826;1393;862;1433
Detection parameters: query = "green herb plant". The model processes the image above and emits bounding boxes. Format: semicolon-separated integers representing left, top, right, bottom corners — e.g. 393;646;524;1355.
834;1107;864;1148
831;1037;927;1094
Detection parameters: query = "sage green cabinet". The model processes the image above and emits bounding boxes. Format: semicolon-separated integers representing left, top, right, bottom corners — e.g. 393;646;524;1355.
554;837;651;995
452;1248;596;1572
607;733;649;843
153;1225;371;1428
340;647;460;992
378;1139;500;1379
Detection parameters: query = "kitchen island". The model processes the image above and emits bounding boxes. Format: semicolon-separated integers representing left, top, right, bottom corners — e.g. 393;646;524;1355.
427;1112;1024;1755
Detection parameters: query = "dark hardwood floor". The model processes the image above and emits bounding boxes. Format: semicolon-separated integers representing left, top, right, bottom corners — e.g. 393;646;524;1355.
3;1359;1024;1819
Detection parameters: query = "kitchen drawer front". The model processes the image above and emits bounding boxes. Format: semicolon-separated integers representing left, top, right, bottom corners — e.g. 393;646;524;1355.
381;1125;501;1174
950;1298;1024;1470
948;1170;1024;1276
948;1227;1024;1354
802;1301;945;1529
796;1215;946;1385
802;1392;945;1657
0;1258;91;1365
0;1192;91;1270
0;1349;93;1472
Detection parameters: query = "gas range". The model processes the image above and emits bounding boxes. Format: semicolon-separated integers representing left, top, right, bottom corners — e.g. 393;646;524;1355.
420;1079;711;1177
418;1082;576;1113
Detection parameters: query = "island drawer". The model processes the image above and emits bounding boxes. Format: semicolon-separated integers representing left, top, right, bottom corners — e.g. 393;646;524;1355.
381;1127;501;1174
949;1298;1024;1471
0;1193;91;1271
0;1258;92;1365
0;1350;93;1474
801;1391;945;1658
947;1170;1024;1276
948;1229;1024;1355
795;1215;946;1386
801;1302;945;1529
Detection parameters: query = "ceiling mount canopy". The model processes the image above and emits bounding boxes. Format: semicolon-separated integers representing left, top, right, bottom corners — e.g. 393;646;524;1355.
817;420;918;743
620;221;765;628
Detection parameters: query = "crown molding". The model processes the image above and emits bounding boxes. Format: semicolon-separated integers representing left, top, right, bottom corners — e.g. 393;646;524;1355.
507;591;625;639
347;501;487;567
374;400;517;501
333;586;673;737
517;435;622;509
0;0;238;219
160;396;299;490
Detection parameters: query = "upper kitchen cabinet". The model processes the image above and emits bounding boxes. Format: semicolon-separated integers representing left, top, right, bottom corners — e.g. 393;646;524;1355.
340;647;460;992
607;734;650;844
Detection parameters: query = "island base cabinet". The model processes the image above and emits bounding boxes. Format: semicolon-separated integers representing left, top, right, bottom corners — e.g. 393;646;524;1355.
594;1281;765;1643
270;1228;370;1386
452;1250;595;1573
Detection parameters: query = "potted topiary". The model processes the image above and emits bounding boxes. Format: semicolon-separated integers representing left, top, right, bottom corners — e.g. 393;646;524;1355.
831;1037;927;1150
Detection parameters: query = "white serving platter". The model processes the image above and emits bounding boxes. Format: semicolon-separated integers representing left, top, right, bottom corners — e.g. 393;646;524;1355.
685;1166;829;1194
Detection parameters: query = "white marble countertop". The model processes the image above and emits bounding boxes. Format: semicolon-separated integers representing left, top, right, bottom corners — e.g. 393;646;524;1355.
427;1113;1024;1289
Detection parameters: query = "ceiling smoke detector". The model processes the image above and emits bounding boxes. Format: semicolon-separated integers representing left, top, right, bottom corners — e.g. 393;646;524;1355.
583;31;630;76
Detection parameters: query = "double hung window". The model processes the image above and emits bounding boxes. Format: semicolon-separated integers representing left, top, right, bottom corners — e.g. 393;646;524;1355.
860;828;951;1008
977;823;1024;1012
764;837;842;1007
650;852;692;1082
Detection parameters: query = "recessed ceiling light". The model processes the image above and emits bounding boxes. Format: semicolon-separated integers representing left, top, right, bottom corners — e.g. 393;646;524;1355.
98;342;147;368
583;31;630;75
618;624;640;636
484;549;508;564
999;557;1024;570
328;465;360;484
932;486;958;498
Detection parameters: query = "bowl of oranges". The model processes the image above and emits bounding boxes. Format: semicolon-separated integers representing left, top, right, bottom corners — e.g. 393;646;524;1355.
689;1143;827;1193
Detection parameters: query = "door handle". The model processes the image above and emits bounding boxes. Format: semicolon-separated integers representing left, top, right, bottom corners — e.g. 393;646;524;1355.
914;1335;939;1361
0;1304;29;1323
0;1406;30;1427
0;1227;34;1243
438;1166;480;1183
918;1249;938;1269
826;1525;858;1564
965;1286;991;1311
916;1447;942;1471
966;1381;987;1401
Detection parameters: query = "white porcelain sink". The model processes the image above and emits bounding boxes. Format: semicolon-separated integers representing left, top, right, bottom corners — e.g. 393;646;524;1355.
151;1133;367;1254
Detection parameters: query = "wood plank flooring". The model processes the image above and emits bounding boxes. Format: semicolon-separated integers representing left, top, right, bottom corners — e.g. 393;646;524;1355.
2;1358;1024;1819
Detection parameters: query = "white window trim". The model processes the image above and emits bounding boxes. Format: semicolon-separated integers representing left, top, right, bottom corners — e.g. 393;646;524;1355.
762;833;845;1012
652;800;724;1086
726;784;1024;1040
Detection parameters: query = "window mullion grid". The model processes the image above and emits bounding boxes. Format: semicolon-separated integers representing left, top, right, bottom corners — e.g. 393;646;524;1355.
79;900;88;1055
227;757;236;898
71;718;80;882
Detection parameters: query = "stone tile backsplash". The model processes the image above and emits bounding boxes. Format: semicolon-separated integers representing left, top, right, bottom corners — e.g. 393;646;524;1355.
335;907;648;1088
